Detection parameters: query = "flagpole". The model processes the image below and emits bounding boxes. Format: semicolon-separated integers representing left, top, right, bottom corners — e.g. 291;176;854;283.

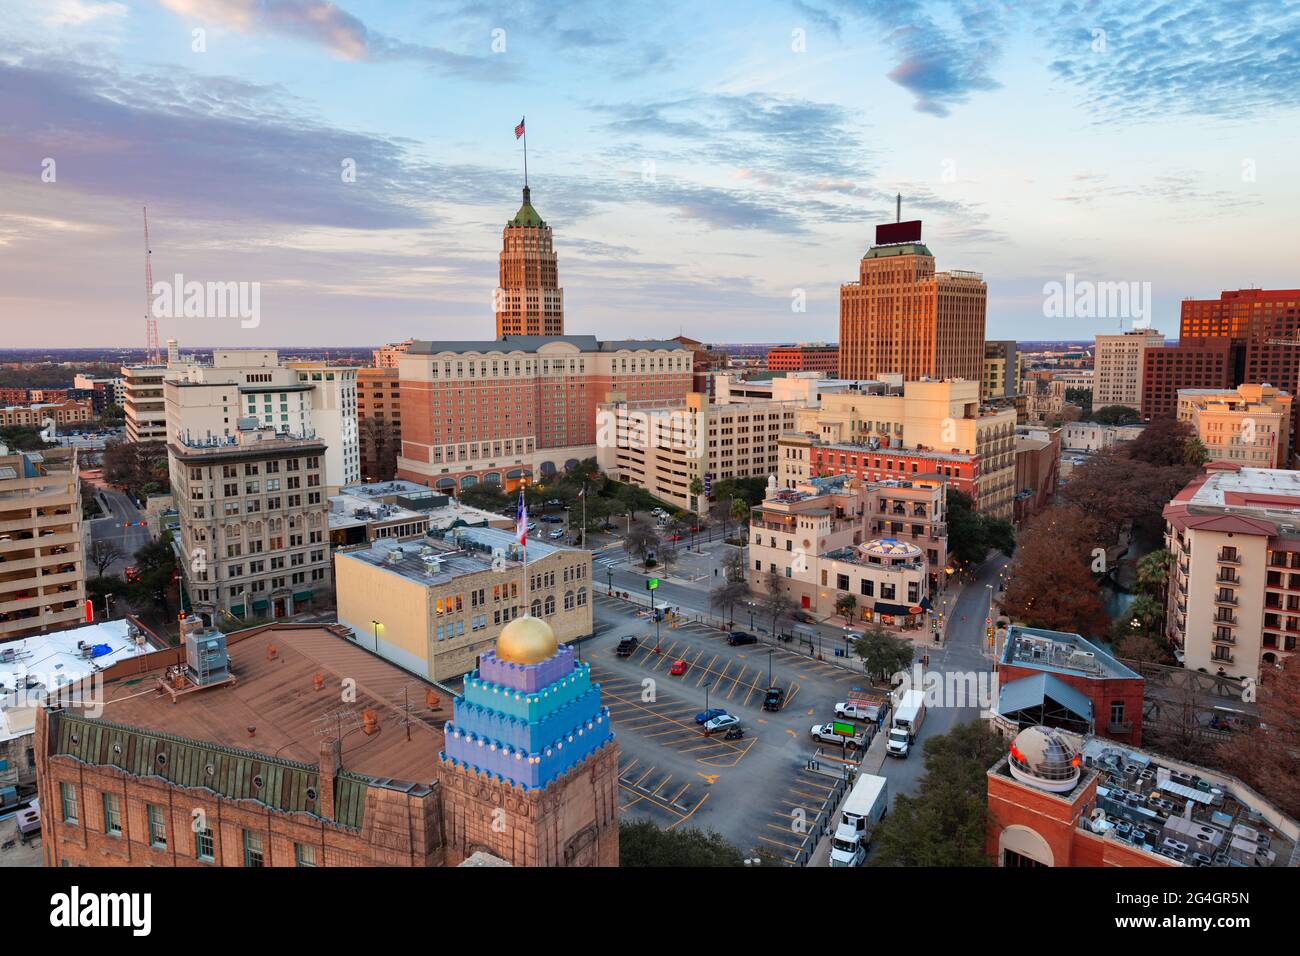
522;115;528;189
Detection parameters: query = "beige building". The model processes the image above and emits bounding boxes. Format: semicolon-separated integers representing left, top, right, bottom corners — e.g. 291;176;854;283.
121;364;168;443
1094;328;1164;410
0;448;85;641
1164;466;1300;682
596;392;802;512
983;341;1021;400
748;474;946;626
1177;384;1292;470
170;423;332;625
793;378;1017;519
335;526;592;681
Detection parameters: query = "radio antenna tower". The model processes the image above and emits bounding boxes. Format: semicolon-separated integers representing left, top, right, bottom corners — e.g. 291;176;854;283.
143;206;160;364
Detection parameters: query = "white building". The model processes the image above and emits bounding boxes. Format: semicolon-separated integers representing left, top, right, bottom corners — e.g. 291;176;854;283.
1094;328;1164;410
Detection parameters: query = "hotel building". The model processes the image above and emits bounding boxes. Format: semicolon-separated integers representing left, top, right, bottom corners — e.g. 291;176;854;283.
395;335;692;493
1094;328;1165;410
1177;384;1292;470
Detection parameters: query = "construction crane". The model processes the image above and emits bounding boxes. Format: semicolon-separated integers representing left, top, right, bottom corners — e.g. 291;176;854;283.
143;205;160;364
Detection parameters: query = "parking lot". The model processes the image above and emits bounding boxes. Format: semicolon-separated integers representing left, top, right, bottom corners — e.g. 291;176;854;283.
589;593;882;863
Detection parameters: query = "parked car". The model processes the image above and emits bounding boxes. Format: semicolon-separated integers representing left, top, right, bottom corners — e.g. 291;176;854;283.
727;631;758;646
793;611;817;624
695;708;727;725
548;529;565;539
541;514;563;523
762;687;786;711
703;714;741;735
615;637;640;657
669;659;689;676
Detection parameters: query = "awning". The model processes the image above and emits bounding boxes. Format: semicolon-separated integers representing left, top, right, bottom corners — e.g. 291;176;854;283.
229;605;246;618
292;591;314;603
252;599;269;611
873;602;913;616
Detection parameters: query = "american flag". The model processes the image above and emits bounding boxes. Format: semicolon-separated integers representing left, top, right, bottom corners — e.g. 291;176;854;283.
515;488;528;546
515;117;525;140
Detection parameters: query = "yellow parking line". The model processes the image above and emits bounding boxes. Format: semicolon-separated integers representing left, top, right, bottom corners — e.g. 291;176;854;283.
665;792;710;830
694;655;719;687
629;766;655;788
651;773;675;796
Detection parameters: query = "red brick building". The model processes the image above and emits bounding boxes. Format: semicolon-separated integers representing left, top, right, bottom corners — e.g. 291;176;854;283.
357;367;401;481
767;344;838;373
1140;337;1233;420
35;620;618;868
495;187;564;337
809;442;980;507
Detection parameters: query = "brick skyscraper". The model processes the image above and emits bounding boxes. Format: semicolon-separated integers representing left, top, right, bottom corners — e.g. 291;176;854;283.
838;219;986;382
494;186;564;337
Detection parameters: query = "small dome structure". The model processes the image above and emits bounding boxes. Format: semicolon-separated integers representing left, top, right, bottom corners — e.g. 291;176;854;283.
495;615;558;665
1008;725;1081;793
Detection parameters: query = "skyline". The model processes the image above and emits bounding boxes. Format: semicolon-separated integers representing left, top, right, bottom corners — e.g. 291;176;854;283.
3;0;1299;348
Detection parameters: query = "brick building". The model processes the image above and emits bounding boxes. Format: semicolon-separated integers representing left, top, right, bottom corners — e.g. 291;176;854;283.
495;187;564;337
357;366;401;481
0;399;93;428
766;344;839;373
35;617;618;867
1140;336;1233;420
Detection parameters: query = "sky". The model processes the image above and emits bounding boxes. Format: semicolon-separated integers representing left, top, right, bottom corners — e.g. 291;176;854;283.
1;0;1298;349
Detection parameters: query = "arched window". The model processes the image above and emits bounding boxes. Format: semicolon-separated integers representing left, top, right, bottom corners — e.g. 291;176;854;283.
577;587;587;607
564;590;574;611
531;599;541;617
544;596;556;616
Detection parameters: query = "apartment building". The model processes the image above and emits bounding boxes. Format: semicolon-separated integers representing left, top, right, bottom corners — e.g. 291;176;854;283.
1163;466;1300;682
839;220;986;383
748;474;942;626
1177;384;1293;469
396;335;692;493
165;350;359;494
357;366;401;481
595;392;801;512
1094;328;1165;410
335;527;592;681
766;344;839;373
0;448;85;642
791;378;1017;519
0;400;93;429
73;374;126;409
169;424;332;625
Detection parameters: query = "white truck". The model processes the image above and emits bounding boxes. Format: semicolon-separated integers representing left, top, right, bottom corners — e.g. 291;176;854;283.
830;773;889;866
834;697;887;724
886;689;926;758
810;722;866;749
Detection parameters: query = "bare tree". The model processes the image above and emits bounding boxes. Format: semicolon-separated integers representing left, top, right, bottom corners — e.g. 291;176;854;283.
87;539;125;578
758;567;796;637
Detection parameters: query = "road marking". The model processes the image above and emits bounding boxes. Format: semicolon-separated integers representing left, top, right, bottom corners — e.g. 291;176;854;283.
696;772;719;785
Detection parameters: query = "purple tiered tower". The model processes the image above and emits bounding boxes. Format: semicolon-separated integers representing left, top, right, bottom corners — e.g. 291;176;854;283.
441;643;614;790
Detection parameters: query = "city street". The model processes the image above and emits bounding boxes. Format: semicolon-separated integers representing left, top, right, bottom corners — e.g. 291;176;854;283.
88;486;151;577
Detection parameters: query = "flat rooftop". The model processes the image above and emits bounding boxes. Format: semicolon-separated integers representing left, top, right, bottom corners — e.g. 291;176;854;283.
1000;625;1141;680
1186;467;1300;508
63;624;445;782
328;493;427;531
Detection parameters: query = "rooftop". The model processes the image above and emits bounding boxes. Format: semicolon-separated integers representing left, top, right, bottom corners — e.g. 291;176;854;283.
337;526;573;587
57;624;446;783
1000;625;1142;680
406;335;687;356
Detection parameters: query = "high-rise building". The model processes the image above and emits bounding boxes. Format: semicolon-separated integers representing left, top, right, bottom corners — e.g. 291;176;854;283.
494;187;564;337
1093;328;1165;410
372;340;413;369
983;341;1021;400
1177;384;1293;470
357;366;401;481
395;335;692;492
1140;336;1232;421
169;423;332;625
121;364;168;443
165;350;360;494
838;219;986;382
0;448;85;642
1163;465;1300;681
1180;288;1300;452
767;344;839;373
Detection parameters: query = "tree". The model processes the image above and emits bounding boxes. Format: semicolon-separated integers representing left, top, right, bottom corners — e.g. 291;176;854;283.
359;415;399;481
758;567;796;636
622;522;658;566
688;476;704;512
619;819;744;867
615;483;655;520
999;505;1109;637
125;533;177;613
1113;632;1170;674
945;489;1014;565
1064;386;1093;418
869;721;1002;867
102;439;168;498
710;578;749;629
834;593;858;622
657;542;679;575
1126;416;1200;467
1215;656;1300;819
0;425;47;451
86;539;125;578
1135;549;1172;596
459;483;508;512
729;496;749;525
853;626;913;682
1090;404;1142;426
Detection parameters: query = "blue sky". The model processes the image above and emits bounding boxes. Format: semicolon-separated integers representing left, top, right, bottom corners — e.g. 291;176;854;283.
2;0;1298;348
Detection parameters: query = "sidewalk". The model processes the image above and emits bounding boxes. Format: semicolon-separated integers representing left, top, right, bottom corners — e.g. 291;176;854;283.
804;728;889;867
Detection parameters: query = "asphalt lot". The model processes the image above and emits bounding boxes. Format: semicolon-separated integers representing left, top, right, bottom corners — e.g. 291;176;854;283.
588;593;876;863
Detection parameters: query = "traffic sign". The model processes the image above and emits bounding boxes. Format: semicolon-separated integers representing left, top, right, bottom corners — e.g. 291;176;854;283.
646;578;660;591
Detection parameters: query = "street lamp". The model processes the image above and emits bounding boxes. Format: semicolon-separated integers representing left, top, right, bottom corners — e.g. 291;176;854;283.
607;567;613;596
103;593;114;621
371;619;381;651
704;680;713;716
767;648;774;687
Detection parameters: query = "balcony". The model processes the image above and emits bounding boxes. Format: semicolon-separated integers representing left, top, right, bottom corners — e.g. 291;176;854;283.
1215;572;1240;585
1108;721;1133;735
1211;653;1235;665
1217;550;1241;565
1214;593;1238;607
1211;633;1237;645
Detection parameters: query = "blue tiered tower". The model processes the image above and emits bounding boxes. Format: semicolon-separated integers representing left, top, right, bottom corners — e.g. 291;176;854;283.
441;622;614;790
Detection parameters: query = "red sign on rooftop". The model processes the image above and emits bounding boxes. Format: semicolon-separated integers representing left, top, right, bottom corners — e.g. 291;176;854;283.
876;220;923;245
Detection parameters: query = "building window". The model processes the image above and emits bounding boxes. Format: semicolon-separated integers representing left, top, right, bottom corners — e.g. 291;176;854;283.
295;843;317;867
60;782;78;824
243;829;265;867
195;827;215;862
147;804;167;849
102;792;123;837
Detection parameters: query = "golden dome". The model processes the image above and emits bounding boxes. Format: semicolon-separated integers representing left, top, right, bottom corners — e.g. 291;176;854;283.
495;615;558;665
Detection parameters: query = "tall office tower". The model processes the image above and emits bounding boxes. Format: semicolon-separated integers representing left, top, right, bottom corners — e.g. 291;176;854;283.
1181;289;1300;460
494;187;565;337
1093;328;1165;410
839;219;986;382
983;340;1021;400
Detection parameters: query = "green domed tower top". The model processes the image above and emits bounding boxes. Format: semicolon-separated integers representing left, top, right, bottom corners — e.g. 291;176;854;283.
509;186;546;228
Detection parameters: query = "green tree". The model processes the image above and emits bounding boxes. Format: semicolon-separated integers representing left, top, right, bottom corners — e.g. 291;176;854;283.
729;496;749;525
869;721;1003;867
1135;549;1172;596
854;626;913;682
126;532;177;613
1091;404;1142;426
619;820;744;867
835;593;858;622
689;476;704;512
